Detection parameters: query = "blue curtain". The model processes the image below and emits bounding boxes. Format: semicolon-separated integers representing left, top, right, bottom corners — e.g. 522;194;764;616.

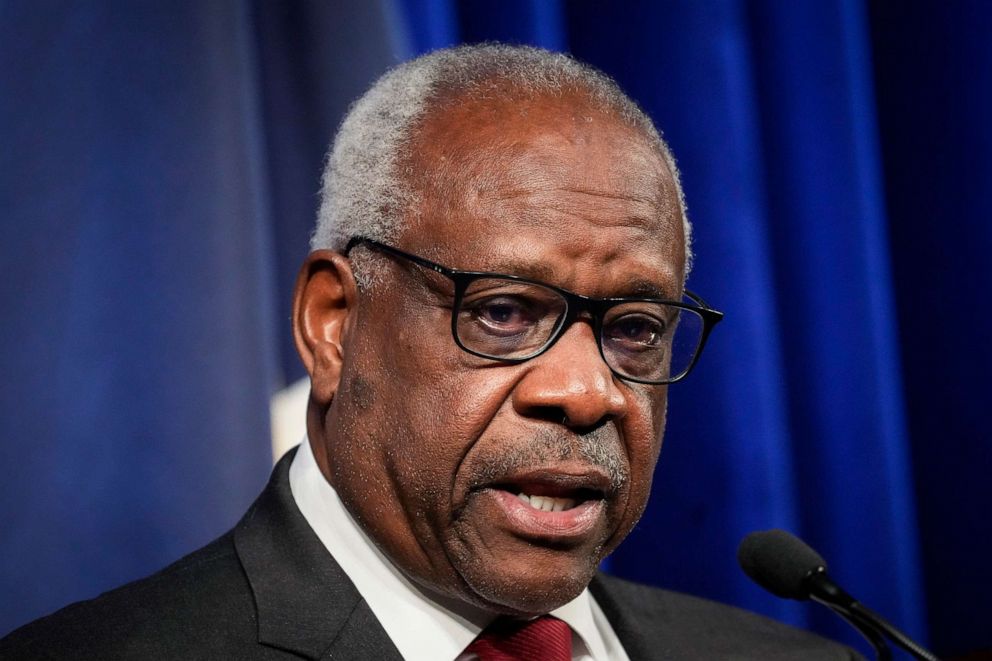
2;1;988;657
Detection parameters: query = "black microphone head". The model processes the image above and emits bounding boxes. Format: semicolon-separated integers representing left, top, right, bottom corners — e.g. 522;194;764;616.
737;529;827;600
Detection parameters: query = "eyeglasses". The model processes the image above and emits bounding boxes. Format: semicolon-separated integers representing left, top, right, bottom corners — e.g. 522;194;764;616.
344;237;723;385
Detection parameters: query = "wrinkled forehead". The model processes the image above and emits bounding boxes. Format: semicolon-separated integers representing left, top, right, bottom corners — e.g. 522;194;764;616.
396;90;685;286
408;86;672;197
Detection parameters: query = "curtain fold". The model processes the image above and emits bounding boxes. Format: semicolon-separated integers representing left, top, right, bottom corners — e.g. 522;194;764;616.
0;0;278;630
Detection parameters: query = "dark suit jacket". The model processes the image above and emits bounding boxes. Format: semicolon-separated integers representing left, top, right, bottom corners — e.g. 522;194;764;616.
1;450;860;660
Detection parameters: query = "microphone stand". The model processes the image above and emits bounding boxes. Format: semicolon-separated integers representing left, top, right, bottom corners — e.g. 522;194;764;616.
808;585;892;660
806;569;938;661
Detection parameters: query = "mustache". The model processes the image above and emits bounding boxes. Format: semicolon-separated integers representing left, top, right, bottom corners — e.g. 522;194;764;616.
468;425;629;493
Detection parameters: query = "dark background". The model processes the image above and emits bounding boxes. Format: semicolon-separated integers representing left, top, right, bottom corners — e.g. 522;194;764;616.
2;1;989;657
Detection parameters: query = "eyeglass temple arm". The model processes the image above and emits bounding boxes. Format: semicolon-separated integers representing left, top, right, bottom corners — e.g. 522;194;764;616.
344;237;453;278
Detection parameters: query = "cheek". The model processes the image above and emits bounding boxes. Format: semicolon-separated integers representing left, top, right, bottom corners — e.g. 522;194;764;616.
375;297;514;438
646;385;668;449
348;312;517;502
624;384;667;457
390;370;515;491
615;387;668;527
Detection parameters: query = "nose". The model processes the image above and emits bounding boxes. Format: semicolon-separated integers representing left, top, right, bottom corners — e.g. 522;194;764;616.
511;321;628;429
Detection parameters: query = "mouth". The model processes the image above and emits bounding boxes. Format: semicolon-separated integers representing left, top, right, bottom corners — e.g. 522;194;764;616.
513;490;591;512
473;467;613;543
499;481;605;512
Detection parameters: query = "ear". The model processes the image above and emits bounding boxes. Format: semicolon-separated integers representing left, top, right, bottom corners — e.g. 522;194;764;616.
292;250;358;407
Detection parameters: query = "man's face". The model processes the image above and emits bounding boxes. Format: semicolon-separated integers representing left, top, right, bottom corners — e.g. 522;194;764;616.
310;93;684;616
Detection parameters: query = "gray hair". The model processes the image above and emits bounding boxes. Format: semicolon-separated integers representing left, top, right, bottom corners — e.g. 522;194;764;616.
312;44;692;271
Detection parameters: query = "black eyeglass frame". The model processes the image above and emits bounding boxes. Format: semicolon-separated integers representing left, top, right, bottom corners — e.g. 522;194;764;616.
344;237;724;385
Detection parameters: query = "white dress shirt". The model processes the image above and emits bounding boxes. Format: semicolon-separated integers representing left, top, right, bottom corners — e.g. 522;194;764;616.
289;438;630;661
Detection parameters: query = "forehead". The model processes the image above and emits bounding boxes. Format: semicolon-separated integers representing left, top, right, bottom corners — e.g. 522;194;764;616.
399;91;685;296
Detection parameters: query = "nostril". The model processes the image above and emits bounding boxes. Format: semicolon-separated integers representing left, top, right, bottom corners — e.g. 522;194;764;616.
521;405;569;426
564;416;614;435
516;404;617;434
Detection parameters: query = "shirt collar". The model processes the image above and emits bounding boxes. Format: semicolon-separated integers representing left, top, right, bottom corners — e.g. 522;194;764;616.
289;437;614;661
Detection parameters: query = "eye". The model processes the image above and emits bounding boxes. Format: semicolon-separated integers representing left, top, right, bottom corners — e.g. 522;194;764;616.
466;296;542;335
605;313;666;348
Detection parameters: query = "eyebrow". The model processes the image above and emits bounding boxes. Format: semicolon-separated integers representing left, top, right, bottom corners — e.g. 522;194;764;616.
473;258;558;282
462;259;680;301
620;280;679;300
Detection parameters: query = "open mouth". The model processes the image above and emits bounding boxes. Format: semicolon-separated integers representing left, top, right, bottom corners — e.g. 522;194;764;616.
474;469;613;541
500;484;605;513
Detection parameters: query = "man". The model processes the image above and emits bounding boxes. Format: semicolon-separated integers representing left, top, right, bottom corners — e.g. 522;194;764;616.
1;45;858;660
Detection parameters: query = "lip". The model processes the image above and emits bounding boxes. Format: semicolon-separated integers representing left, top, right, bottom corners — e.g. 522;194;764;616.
489;464;615;495
467;462;615;543
479;486;607;543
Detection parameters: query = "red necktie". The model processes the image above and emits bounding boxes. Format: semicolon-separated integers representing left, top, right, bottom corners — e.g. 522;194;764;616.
465;615;572;661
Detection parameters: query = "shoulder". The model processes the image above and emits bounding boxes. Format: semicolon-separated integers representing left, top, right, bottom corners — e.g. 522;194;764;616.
591;573;863;661
0;534;265;660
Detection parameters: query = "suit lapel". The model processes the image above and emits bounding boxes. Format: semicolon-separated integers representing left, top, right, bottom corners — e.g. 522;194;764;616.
590;573;659;660
234;449;403;660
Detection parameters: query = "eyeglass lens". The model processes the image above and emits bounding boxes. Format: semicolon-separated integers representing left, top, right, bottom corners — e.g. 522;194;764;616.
454;278;704;383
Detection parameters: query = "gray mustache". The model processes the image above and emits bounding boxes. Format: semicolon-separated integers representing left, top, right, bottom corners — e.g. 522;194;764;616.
471;426;628;493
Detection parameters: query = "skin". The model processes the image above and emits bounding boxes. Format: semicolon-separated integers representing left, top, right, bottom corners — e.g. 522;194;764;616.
292;89;686;617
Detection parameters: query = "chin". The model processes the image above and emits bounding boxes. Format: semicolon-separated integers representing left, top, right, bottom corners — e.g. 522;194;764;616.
457;545;603;616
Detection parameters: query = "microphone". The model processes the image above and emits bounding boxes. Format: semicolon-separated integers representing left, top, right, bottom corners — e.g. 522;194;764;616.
738;529;938;661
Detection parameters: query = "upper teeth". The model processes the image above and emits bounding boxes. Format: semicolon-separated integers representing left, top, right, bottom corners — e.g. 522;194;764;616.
517;493;577;512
